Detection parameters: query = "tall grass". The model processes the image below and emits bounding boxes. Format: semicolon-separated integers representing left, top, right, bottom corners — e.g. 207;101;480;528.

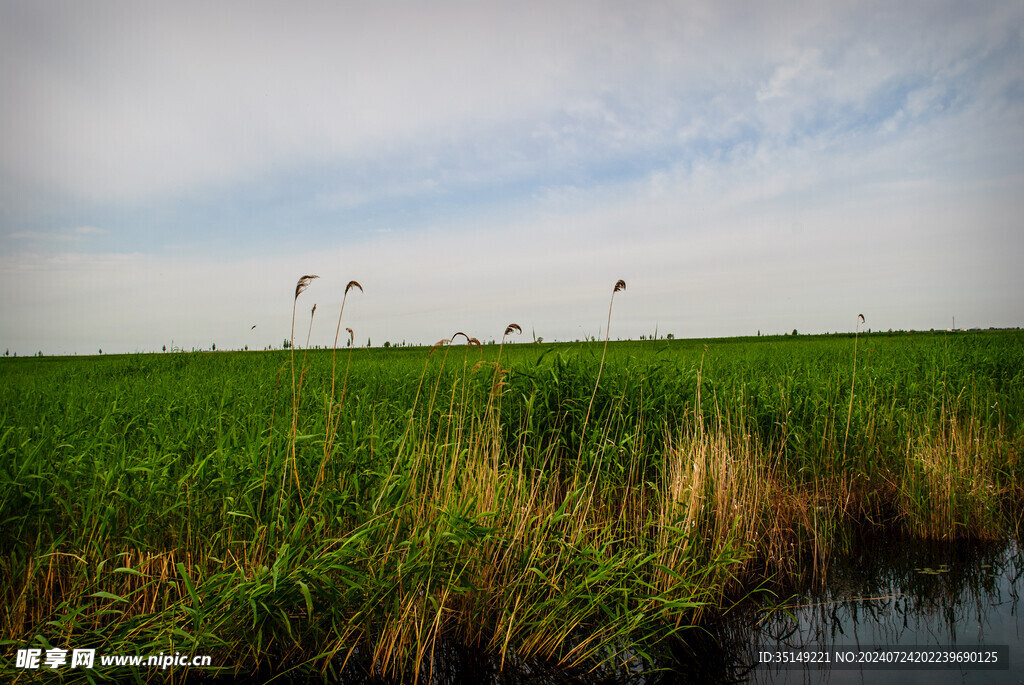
1;297;1021;680
842;313;865;463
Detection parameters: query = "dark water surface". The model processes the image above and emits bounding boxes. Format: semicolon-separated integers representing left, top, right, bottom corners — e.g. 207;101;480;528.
743;531;1023;685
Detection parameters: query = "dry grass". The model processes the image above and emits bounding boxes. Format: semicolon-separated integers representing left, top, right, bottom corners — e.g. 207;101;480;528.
900;413;1006;539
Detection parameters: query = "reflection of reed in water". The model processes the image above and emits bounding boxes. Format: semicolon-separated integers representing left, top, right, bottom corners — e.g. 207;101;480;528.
747;531;1021;684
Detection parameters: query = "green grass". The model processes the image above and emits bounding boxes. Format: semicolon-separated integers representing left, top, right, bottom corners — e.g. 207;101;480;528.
1;329;1022;680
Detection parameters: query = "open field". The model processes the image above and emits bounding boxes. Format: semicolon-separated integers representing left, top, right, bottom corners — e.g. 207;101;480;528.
2;329;1022;681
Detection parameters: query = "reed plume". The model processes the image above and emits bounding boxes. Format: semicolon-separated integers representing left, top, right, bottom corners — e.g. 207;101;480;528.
496;323;521;371
294;274;318;299
290;275;319;352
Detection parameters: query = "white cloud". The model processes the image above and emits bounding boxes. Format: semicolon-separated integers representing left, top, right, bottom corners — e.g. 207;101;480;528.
4;104;1021;356
757;50;825;102
2;1;600;203
10;1;1012;205
1;1;1022;354
7;225;108;242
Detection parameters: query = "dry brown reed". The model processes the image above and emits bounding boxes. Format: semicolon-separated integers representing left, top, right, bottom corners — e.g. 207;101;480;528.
900;413;1005;539
658;416;778;595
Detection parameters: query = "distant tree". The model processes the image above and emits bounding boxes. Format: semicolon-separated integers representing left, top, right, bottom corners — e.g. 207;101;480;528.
4;349;7;357
162;345;166;352
792;329;798;336
244;345;248;351
367;338;371;347
536;337;543;344
666;333;674;340
211;343;216;351
383;341;391;348
98;349;102;355
282;338;290;349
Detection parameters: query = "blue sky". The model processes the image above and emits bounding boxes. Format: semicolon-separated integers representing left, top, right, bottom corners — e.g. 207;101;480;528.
1;1;1022;355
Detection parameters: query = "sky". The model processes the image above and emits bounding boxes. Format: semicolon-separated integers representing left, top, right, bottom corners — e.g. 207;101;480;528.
1;1;1022;355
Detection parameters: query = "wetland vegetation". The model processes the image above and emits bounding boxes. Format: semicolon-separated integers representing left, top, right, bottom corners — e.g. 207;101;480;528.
1;291;1021;681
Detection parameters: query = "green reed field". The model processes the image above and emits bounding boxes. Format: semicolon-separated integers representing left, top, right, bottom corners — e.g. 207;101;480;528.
2;322;1022;680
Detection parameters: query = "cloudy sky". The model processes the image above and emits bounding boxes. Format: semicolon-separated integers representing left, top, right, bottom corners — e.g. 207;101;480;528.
1;1;1021;355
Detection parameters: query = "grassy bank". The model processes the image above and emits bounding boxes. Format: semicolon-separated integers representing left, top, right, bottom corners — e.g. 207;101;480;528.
1;328;1022;680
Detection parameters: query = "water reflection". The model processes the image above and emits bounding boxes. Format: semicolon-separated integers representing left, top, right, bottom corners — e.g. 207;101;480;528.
746;531;1022;684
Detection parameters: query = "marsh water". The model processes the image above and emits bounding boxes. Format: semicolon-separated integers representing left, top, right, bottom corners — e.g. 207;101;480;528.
744;531;1023;685
335;531;1022;683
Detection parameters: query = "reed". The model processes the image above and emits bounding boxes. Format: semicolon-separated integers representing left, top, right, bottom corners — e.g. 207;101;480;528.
900;407;1007;539
1;301;1020;681
288;275;318;507
842;313;865;463
321;282;362;493
582;279;625;443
